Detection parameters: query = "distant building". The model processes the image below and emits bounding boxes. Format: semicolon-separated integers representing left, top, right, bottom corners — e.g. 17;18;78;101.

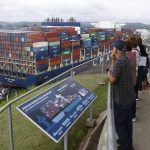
91;21;126;31
136;29;150;40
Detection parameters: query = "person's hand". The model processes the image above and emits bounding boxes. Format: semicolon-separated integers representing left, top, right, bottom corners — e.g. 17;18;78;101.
107;70;111;80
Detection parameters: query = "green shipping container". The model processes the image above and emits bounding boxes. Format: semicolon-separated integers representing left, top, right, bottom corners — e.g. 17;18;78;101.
98;37;105;41
89;32;97;37
110;37;115;40
61;50;71;55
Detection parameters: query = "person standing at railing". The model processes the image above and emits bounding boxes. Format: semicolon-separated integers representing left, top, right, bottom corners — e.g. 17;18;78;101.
125;40;137;122
137;37;150;89
107;40;135;150
128;36;140;104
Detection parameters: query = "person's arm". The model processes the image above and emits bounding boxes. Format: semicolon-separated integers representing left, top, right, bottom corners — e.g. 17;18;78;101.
107;58;121;84
107;55;117;83
107;70;116;84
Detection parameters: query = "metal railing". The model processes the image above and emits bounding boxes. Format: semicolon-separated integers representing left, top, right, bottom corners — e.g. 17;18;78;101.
107;84;117;150
0;52;111;150
98;47;150;150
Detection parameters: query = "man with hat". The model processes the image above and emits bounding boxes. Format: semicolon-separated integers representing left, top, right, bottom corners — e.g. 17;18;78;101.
107;40;135;150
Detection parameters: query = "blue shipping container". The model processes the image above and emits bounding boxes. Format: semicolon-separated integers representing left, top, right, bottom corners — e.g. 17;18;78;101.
34;50;49;61
49;50;60;58
49;45;60;50
32;46;49;52
81;40;92;48
62;58;71;63
73;45;80;49
85;47;91;57
37;64;49;69
60;35;69;40
58;32;68;36
92;45;98;49
69;35;80;41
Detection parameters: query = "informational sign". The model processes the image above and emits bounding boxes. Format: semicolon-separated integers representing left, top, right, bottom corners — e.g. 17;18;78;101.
139;56;147;66
17;77;97;143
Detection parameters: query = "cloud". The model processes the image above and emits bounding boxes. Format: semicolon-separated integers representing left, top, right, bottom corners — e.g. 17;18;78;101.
0;0;150;24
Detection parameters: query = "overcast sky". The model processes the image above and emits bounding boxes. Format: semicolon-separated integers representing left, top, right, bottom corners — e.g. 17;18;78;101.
0;0;150;24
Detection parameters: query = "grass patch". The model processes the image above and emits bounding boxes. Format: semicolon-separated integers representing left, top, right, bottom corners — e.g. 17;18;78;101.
0;74;107;150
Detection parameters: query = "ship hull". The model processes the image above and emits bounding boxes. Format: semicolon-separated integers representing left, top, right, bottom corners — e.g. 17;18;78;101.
0;59;93;88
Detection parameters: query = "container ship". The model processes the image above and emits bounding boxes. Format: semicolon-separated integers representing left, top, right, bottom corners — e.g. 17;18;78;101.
0;17;136;88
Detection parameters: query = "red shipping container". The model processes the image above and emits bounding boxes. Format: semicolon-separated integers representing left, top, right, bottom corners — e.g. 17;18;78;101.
61;40;72;48
46;37;60;42
36;59;48;65
43;32;57;38
73;53;80;61
72;41;80;46
68;31;77;35
49;56;61;66
27;32;43;38
28;37;45;42
92;51;98;56
62;54;71;59
73;49;80;55
105;43;110;49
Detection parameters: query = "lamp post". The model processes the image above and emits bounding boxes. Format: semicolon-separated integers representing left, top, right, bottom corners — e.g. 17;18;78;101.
70;39;76;77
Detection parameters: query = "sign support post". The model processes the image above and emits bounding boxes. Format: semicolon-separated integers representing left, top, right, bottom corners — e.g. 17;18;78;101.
90;105;93;119
64;133;68;150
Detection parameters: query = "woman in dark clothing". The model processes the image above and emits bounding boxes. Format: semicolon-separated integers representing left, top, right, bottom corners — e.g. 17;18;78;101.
137;38;149;89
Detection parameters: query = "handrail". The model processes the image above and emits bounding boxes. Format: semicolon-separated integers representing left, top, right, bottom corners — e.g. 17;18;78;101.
107;83;117;150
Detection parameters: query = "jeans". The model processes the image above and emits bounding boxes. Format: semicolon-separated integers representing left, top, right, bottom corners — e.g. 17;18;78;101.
114;102;133;147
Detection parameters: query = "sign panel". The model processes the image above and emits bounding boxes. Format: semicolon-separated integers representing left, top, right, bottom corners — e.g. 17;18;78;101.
17;77;97;143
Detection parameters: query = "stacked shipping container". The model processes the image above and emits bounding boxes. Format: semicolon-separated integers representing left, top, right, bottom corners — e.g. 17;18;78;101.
0;27;134;76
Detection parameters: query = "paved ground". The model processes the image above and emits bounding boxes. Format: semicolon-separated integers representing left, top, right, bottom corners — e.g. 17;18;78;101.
133;75;150;150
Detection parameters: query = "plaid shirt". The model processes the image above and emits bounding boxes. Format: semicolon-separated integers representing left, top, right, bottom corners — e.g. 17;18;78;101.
111;56;135;105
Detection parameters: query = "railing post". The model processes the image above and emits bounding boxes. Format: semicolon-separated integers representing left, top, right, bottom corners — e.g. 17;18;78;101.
99;54;106;85
90;105;93;120
7;95;9;102
8;105;14;150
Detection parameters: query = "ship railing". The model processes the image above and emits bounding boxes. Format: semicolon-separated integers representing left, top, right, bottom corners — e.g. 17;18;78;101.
0;51;111;150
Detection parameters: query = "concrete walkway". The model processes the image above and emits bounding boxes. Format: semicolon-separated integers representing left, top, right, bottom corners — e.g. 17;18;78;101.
133;76;150;150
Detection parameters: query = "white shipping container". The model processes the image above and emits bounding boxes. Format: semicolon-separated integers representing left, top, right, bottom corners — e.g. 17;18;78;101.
49;41;60;46
75;27;80;32
24;47;30;51
33;42;48;48
21;37;25;42
30;52;34;56
81;34;90;38
9;53;12;58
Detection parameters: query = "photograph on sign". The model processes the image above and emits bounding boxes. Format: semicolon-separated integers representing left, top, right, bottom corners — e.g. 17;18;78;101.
17;77;97;143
